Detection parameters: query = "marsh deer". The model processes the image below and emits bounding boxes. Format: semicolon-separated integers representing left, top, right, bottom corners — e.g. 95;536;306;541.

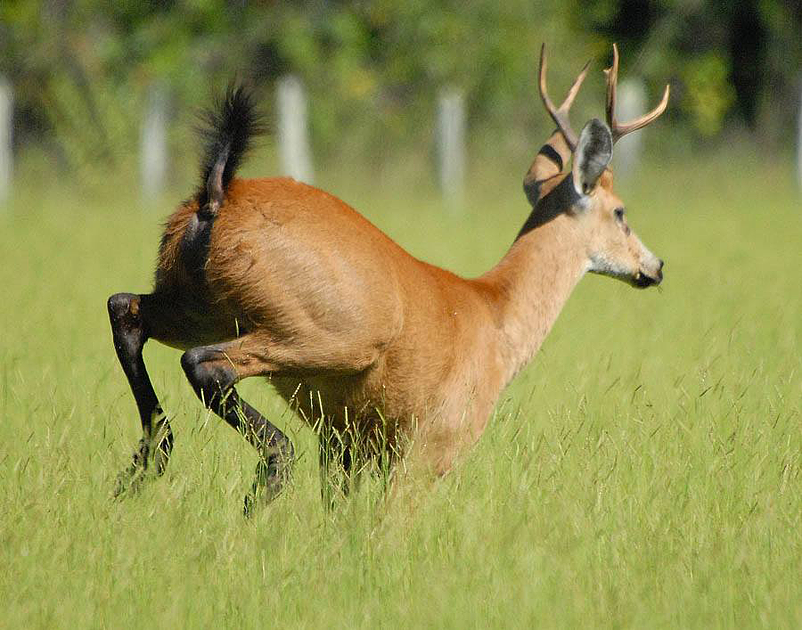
108;44;669;512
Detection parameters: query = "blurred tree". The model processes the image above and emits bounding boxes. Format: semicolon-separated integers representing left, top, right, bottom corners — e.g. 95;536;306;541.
574;0;802;138
0;0;799;180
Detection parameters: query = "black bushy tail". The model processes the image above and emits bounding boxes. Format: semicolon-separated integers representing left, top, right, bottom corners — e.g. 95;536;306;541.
195;84;266;215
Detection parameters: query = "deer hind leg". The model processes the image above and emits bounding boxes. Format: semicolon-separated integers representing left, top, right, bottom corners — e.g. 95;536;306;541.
107;293;174;497
179;338;295;515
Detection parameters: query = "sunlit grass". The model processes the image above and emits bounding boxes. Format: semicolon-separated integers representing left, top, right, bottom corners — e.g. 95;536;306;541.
0;151;799;628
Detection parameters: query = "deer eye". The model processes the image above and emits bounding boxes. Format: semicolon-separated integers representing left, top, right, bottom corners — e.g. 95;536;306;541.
614;207;625;221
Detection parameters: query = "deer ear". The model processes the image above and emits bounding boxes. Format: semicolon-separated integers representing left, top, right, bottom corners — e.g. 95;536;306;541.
572;119;613;196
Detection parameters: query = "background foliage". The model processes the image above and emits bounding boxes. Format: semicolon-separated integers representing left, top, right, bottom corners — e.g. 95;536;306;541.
2;0;801;181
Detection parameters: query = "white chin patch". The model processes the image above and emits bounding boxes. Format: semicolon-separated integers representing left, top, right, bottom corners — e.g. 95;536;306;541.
589;254;629;278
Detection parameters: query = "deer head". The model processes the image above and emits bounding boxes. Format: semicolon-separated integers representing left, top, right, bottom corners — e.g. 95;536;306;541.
525;44;669;289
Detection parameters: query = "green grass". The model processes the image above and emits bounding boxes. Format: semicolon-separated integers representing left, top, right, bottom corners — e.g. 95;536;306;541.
0;153;799;628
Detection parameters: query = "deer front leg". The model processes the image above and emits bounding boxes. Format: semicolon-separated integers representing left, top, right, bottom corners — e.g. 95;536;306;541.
107;293;174;497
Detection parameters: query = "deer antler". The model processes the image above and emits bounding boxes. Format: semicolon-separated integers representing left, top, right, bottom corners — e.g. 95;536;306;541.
604;43;670;143
538;43;591;151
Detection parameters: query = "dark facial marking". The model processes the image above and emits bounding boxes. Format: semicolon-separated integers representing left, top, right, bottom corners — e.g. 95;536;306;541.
613;207;631;235
537;143;564;172
517;175;581;240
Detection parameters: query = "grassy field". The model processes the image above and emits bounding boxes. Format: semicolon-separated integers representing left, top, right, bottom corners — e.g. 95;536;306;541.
0;153;799;628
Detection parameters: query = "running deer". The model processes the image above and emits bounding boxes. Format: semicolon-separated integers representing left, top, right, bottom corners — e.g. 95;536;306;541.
108;44;669;512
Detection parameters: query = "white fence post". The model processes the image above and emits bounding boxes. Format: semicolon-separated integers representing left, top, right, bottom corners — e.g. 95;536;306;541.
140;83;168;202
612;78;646;179
277;75;314;184
0;76;12;206
436;87;466;208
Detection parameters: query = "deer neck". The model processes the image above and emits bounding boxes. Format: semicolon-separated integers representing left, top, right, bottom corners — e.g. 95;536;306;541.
482;209;588;385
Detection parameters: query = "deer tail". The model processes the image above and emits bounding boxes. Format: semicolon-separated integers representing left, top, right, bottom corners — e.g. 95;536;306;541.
195;84;266;217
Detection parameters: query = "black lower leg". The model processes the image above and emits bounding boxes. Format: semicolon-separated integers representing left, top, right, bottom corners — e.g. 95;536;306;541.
224;389;295;513
108;293;173;495
180;346;294;513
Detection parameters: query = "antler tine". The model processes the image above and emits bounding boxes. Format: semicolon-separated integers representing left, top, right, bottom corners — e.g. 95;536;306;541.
538;43;591;151
605;43;670;143
612;84;670;141
603;43;619;133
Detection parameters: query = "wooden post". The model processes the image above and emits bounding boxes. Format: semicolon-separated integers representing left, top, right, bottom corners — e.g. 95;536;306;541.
140;83;168;202
612;78;646;179
0;76;12;206
277;75;314;184
436;87;466;208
